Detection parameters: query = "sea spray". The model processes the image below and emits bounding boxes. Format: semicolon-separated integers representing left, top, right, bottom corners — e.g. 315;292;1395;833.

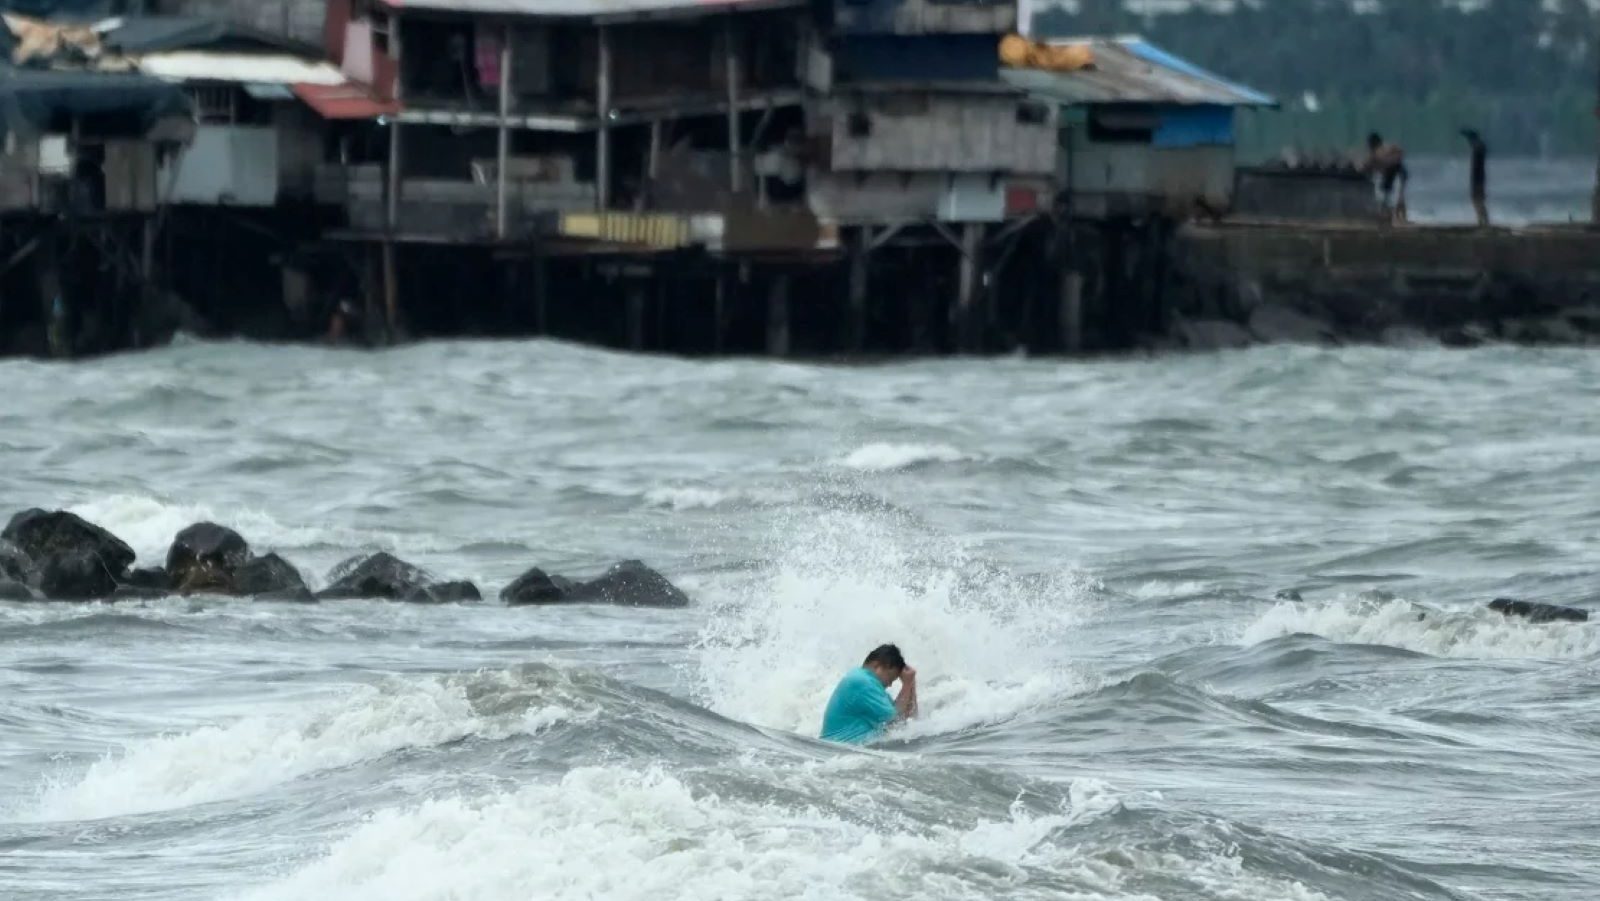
694;494;1099;738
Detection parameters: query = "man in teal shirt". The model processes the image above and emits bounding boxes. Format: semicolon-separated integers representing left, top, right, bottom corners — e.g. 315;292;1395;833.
820;644;918;744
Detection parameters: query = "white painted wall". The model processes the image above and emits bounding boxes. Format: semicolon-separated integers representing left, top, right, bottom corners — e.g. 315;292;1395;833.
160;126;280;206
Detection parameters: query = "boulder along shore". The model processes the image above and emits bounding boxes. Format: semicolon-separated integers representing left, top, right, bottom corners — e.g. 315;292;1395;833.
0;508;690;608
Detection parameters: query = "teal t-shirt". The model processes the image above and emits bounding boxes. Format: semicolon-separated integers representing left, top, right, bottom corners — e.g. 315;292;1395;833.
820;667;898;744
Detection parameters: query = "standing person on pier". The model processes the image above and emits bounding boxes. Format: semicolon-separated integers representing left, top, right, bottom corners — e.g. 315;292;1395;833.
1362;132;1409;224
1461;129;1490;228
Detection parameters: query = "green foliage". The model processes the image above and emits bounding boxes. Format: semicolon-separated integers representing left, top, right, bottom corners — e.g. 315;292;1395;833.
1033;0;1600;158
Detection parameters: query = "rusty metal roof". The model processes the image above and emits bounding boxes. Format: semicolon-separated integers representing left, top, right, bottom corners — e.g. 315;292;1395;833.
1001;37;1275;108
377;0;804;22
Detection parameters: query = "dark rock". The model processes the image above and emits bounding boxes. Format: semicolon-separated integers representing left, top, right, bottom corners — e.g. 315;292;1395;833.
254;586;317;604
37;550;118;600
1488;598;1589;624
318;552;433;600
167;523;250;592
1177;318;1254;352
234;553;307;596
423;580;481;603
565;560;690;608
1247;304;1339;346
1274;589;1304;603
501;567;568;606
111;585;168;601
0;539;29;583
3;509;134;580
0;577;36;601
122;567;173;593
551;574;578;593
1379;325;1433;347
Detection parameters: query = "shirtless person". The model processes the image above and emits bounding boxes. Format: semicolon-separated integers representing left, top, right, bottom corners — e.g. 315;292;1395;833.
1362;132;1409;223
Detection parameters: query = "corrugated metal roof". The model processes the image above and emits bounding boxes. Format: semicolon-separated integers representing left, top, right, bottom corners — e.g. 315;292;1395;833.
379;0;804;21
138;52;346;86
1000;37;1275;108
294;82;400;120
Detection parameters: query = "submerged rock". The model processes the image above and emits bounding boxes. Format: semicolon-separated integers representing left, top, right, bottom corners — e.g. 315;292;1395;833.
168;523;251;592
233;553;307;597
419;580;482;603
254;586;317;604
501;567;567;606
0;539;29;583
1177;318;1254;352
37;550;118;601
1247;305;1338;345
3;509;135;582
1488;598;1589;624
122;567;173;593
0;577;36;601
565;560;689;608
1273;589;1304;603
318;552;433;600
111;585;168;601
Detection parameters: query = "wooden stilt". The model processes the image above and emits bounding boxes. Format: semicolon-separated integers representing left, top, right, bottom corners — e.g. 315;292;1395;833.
713;270;727;354
495;24;513;239
848;226;870;352
956;222;983;352
627;281;645;350
382;240;398;342
724;17;741;194
766;271;790;356
533;252;549;335
1060;270;1084;353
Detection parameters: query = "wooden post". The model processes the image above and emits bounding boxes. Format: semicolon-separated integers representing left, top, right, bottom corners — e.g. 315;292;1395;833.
766;271;790;356
848;226;870;351
386;12;403;232
382;240;399;341
956;222;983;352
495;23;513;239
596;25;612;211
724;16;741;194
713;270;727;353
533;252;549;335
627;280;645;350
38;233;65;358
1059;269;1083;353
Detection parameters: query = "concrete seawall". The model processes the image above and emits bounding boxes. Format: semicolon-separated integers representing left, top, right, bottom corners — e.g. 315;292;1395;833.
1164;223;1600;350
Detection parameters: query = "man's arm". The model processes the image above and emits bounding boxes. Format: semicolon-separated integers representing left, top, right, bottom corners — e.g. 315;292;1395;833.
894;666;918;721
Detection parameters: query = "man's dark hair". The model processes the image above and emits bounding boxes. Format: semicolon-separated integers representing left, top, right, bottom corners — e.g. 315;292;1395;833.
863;644;906;671
1367;132;1383;149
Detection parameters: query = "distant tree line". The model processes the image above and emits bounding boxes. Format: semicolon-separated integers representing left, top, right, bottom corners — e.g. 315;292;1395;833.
1032;0;1600;159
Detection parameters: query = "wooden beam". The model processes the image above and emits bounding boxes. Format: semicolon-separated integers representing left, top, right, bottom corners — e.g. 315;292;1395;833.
597;25;612;211
724;16;741;194
386;12;404;231
495;23;513;239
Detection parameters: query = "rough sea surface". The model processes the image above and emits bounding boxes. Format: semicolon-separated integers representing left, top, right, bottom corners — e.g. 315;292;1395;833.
2;340;1598;901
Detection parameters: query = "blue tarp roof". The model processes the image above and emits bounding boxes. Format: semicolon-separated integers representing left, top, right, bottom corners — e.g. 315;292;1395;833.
1001;36;1276;108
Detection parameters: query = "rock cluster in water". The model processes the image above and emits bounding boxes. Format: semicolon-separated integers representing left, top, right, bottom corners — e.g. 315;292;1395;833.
1273;586;1590;625
0;508;689;608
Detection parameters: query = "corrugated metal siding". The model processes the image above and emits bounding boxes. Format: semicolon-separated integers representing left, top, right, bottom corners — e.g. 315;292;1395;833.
825;94;1056;174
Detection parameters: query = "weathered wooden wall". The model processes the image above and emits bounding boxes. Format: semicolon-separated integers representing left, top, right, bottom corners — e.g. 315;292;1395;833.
822;93;1055;174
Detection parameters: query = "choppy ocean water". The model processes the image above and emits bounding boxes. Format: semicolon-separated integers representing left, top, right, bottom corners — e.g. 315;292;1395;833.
2;340;1598;900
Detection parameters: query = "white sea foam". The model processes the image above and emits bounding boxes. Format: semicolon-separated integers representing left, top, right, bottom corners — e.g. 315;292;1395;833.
239;767;1129;901
1240;597;1600;660
643;485;742;511
25;674;581;822
837;442;971;472
696;508;1096;739
66;494;385;568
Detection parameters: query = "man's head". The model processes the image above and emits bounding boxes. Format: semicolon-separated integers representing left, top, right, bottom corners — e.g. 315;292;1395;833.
1367;132;1383;150
862;643;907;686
